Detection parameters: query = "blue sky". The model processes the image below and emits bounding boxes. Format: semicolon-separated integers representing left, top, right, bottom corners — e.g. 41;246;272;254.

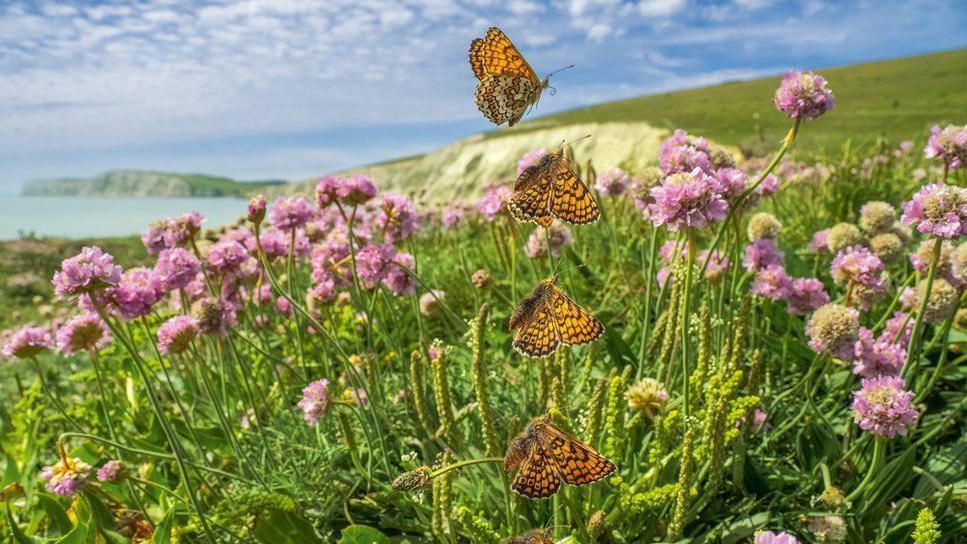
1;0;964;192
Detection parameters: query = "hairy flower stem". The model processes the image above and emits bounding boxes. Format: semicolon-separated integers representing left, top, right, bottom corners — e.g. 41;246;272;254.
903;237;943;379
681;230;696;419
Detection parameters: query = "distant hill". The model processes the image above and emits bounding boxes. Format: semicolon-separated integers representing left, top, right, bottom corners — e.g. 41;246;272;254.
23;170;283;198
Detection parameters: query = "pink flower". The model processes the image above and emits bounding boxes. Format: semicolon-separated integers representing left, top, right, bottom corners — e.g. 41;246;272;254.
923;124;967;169
275;296;292;316
831;246;886;288
41;457;91;497
594;168;630;197
852;376;919;438
883;312;913;347
751;264;791;300
517;148;547;176
157;315;199;355
376;193;419;243
2;326;53;359
297;379;330;426
206;240;252;275
710;167;747;201
268;196;315;231
383;252;417;296
476;185;512;221
524;223;573;259
316;174;378;208
419;290;445;316
806;303;859;359
699;249;730;282
52;246;123;298
111;267;163;319
247;195;267;224
356;243;397;289
809;229;830;252
441;208;465;228
648;169;728;231
141;212;204;254
57;313;111;355
154;248;200;292
852;328;905;378
659;130;711;175
96;460;127;484
754;531;799;544
900;183;967;239
786;278;830;315
742;239;784;272
772;70;835;119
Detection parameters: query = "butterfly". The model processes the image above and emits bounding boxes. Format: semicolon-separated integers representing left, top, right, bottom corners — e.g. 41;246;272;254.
502;528;553;544
503;414;617;499
509;275;603;358
469;27;570;127
508;148;600;226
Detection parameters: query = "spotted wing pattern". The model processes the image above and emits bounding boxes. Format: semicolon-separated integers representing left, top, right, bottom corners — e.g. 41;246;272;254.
510;441;562;499
549;158;600;224
502;529;553;544
548;283;603;346
537;419;616;486
475;74;539;127
469;27;540;83
511;300;560;358
508;164;552;225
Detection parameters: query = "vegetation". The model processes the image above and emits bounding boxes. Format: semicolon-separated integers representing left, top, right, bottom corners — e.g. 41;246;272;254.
23;170;283;198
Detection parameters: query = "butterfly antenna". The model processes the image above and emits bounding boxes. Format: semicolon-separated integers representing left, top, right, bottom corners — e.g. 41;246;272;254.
547;64;576;79
557;133;592;151
544;65;574;96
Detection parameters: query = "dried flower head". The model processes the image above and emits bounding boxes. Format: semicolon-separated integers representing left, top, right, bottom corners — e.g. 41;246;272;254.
747;212;783;241
806;303;860;359
868;233;903;263
392;465;432;492
626;378;669;418
916;277;959;325
859;201;897;233
826;223;863;254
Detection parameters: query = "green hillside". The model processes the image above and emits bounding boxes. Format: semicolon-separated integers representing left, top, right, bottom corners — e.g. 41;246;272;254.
510;48;967;153
23;170;283;198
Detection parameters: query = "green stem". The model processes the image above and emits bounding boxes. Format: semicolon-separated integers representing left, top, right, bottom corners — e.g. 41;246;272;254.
845;437;884;502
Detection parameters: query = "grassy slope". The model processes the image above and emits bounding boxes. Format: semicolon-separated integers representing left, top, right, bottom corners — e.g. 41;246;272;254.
24;170;284;198
490;49;967;153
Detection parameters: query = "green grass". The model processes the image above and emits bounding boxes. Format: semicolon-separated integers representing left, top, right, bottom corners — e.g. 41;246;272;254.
497;48;967;154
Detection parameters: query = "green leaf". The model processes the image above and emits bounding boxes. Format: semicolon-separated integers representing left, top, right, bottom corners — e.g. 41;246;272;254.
914;441;966;497
339;525;390;544
253;509;321;544
53;521;92;544
5;505;40;544
150;507;176;544
81;492;117;532
37;493;73;536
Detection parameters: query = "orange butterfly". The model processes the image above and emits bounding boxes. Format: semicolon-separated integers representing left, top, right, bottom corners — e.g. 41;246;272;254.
469;27;571;127
504;414;617;499
502;528;553;544
508;148;600;226
509;276;603;358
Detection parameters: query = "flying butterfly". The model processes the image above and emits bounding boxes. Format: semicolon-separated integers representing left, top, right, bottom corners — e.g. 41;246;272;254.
508;142;600;226
509;275;603;359
469;27;572;127
504;414;617;499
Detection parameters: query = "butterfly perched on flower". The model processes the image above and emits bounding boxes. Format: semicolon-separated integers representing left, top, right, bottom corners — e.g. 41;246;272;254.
502;528;553;544
469;27;571;127
509;276;603;358
504;414;617;499
508;147;600;226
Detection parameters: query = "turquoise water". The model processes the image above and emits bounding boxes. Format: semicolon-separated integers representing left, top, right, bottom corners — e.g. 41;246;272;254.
0;195;248;240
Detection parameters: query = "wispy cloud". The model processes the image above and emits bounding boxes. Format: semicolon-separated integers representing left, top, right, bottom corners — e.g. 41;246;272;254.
0;0;963;188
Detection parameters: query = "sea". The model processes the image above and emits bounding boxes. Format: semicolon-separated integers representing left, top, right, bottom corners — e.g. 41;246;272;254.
0;195;248;240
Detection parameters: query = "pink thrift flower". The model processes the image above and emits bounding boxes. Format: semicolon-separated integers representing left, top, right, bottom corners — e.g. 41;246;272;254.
900;183;967;239
268;196;315;231
594;168;630;197
524;223;573;259
659;130;712;175
96;460;127;484
383;252;417;296
852;328;905;378
441;207;465;228
786;278;830;315
57;313;111;355
111;267;163;320
883;312;913;347
419;290;445;316
41;457;92;498
206;240;251;275
356;243;396;289
809;229;830;252
831;246;886;288
754;531;799;544
154;248;201;292
377;193;419;243
52;246;123;298
275;296;292;316
699;249;730;283
923;124;967;169
2;326;53;359
157;315;199;355
297;379;330;426
772;70;836;120
476;185;512;221
742;239;784;272
517;148;547;176
247;195;267;224
852;376;919;438
648;169;728;231
751;264;792;301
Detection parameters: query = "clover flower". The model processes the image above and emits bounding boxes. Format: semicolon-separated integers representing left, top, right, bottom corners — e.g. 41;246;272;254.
268;196;315;231
659;129;712;175
97;460;128;484
901;183;967;239
742;238;784;272
157;315;199;355
476;185;512;221
772;70;835;120
297;379;330;426
154;248;201;292
594;168;630;197
41;456;92;497
806;303;859;359
751;264;792;301
57;313;111;355
517;148;547;176
52;246;123;298
852;376;919;438
2;326;53;359
786;278;830;315
524;223;573;259
648;169;728;231
923;124;967;169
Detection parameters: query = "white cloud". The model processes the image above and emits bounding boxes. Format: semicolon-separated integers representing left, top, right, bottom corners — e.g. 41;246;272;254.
637;0;687;18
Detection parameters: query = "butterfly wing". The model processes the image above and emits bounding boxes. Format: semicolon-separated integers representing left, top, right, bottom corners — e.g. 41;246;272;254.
510;441;562;499
549;157;600;224
469;27;540;83
508;164;553;225
511;283;561;358
548;283;603;346
537;420;616;486
475;74;539;127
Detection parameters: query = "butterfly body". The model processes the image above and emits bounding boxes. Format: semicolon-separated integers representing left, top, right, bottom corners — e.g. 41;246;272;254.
508;150;600;226
469;27;550;127
510;276;603;358
504;415;617;499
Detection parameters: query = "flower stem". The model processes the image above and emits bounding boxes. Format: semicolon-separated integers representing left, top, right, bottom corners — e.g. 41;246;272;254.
845;437;884;502
903;236;943;379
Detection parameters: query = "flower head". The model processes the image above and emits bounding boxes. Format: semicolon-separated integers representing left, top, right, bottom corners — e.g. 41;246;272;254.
626;378;668;419
268;196;315;231
916;277;960;325
316;174;378;208
806;303;860;359
41;456;91;497
923;124;967;169
742;238;784;272
524;223;573;259
419;290;445;316
376;193;419;243
111;267;163;319
2;326;53;359
57;313;111;355
860;201;897;234
191;297;237;336
869;233;903;263
297;379;330;426
747;212;782;241
476;185;512;221
826;223;863;254
773;70;835;119
52;246;123;298
441;207;465;228
383;252;417;296
751;264;792;300
699;249;730;283
786;278;830;315
157;315;199;355
517;148;547;176
901;183;967;239
247;195;267;224
852;327;905;378
754;531;799;544
852;376;919;438
356;243;397;289
648;169;728;231
97;460;128;484
809;229;830;252
471;269;492;289
659;130;711;175
154;248;201;291
594;168;630;197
